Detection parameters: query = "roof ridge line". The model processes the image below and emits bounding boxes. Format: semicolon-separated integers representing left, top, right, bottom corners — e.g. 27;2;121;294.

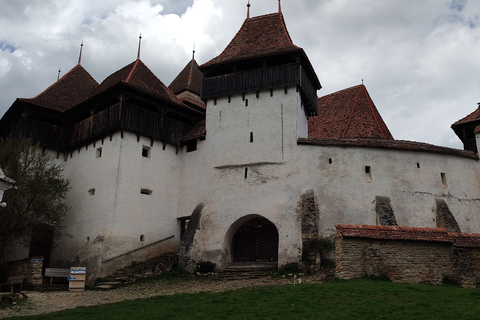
362;85;387;139
126;60;140;83
342;85;363;138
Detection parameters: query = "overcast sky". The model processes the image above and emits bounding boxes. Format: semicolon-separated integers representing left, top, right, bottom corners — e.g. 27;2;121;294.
1;0;479;149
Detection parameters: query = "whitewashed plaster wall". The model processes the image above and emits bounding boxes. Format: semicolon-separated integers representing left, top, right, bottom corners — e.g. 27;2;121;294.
51;131;181;281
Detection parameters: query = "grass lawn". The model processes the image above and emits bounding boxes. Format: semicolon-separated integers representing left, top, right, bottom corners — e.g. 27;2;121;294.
4;278;480;319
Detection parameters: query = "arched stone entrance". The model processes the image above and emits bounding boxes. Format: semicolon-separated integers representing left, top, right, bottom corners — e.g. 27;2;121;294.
231;217;278;263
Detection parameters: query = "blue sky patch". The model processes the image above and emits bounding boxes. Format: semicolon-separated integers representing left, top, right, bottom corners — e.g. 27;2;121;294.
0;41;17;53
450;0;467;11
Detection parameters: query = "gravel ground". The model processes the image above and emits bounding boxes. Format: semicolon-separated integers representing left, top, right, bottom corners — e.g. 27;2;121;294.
0;275;309;318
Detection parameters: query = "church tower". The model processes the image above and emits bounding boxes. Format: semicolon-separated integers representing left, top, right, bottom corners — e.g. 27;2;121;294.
199;8;321;166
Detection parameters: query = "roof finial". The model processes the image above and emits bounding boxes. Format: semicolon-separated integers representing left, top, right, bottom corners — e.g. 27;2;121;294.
137;33;142;60
77;41;83;65
247;0;250;19
57;67;61;82
278;0;281;13
362;79;364;85
193;42;196;59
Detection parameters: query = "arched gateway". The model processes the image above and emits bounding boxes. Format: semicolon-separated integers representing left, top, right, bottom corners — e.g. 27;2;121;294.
231;217;279;263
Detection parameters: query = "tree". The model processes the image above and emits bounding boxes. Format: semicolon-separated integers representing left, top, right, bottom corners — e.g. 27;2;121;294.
0;138;70;263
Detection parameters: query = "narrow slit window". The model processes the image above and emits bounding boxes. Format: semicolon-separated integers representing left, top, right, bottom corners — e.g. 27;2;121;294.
365;166;372;183
140;188;152;195
250;132;253;143
244;167;248;179
329;158;333;164
140;234;145;242
142;146;150;158
441;172;447;189
417;163;420;168
245;99;248;107
96;147;102;158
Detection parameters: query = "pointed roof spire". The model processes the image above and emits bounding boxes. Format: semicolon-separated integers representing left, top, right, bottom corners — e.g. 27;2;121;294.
278;0;281;13
192;42;196;59
78;41;83;65
309;84;393;140
57;67;61;82
247;1;250;19
137;33;142;60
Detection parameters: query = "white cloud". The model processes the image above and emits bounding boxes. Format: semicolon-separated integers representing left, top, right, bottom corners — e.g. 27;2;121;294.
0;0;480;149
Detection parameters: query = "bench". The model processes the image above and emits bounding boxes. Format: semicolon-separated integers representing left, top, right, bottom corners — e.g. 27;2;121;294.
0;275;25;293
45;268;70;284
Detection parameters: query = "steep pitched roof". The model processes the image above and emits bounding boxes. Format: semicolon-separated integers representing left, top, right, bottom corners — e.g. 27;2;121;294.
452;108;480;127
169;58;203;96
200;12;302;69
308;84;393;140
20;64;98;112
336;225;480;248
92;59;194;112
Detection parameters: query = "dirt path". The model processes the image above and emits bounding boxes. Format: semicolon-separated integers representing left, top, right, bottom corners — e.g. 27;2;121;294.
0;275;305;318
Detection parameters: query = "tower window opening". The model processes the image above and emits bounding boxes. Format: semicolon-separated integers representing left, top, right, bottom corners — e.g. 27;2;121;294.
329;158;332;164
140;188;152;195
244;167;248;179
96;147;102;158
417;163;420;168
250;132;253;143
365;166;372;183
88;188;95;196
142;146;150;158
245;99;248;107
441;172;447;189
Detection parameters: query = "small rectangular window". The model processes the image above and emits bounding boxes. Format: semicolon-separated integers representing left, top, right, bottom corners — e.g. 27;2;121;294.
186;140;197;152
441;172;447;189
250;132;253;143
96;147;102;158
88;189;95;196
140;188;152;195
365;166;372;183
142;146;150;158
329;158;332;164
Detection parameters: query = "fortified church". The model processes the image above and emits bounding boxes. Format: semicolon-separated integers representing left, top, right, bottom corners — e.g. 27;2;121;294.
2;3;480;284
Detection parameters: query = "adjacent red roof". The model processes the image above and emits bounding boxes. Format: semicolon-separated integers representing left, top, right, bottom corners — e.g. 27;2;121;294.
182;120;206;142
298;137;478;160
169;59;203;96
20;64;98;112
309;84;393;140
92;59;197;113
336;225;480;248
452;108;480;127
200;13;302;69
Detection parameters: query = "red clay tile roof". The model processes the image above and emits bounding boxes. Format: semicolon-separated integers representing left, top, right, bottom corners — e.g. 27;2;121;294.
298;137;478;160
336;225;480;248
169;59;203;96
182;119;206;142
20;64;98;112
309;84;393;140
452;108;480;127
92;59;199;114
200;13;302;69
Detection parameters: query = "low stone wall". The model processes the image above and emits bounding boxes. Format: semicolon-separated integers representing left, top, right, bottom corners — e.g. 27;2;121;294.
4;257;44;286
335;237;452;284
335;225;480;288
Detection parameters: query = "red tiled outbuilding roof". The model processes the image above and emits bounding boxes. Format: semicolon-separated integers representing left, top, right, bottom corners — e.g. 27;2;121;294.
200;13;302;69
20;64;98;112
298;137;478;160
309;84;393;140
169;58;203;96
336;224;480;248
92;59;199;114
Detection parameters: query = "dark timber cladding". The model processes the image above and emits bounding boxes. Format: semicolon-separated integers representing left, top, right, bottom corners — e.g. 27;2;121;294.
0;59;204;152
200;13;321;114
